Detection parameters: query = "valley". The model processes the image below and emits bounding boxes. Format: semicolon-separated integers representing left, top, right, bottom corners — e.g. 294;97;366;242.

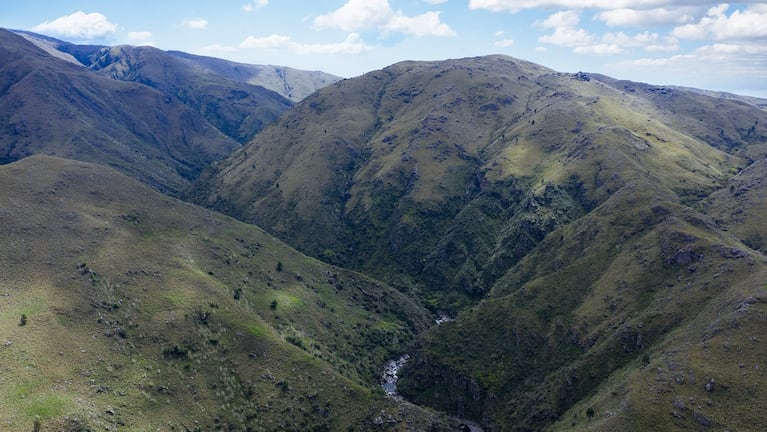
1;27;767;431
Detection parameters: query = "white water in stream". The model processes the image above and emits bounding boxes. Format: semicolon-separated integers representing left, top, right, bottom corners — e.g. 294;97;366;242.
379;314;483;431
380;354;409;399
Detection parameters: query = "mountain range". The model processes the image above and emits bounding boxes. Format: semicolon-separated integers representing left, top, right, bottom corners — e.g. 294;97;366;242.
192;55;767;430
2;29;337;195
2;27;767;431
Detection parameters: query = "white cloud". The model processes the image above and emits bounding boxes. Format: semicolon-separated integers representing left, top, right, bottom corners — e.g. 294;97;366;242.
574;43;623;54
423;0;448;4
645;42;680;52
468;0;717;12
494;38;515;47
293;33;373;55
537;11;683;55
314;0;455;37
618;41;767;74
672;4;767;41
239;33;372;55
614;41;767;95
383;11;456;37
536;11;594;47
31;11;117;40
239;34;292;49
694;41;767;58
538;10;581;28
243;0;268;12
539;27;594;47
127;31;152;41
314;0;393;31
596;7;697;27
601;31;679;51
182;19;208;30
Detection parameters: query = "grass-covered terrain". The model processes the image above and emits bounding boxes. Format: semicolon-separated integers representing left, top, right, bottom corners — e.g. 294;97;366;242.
0;29;242;195
3;40;767;430
0;155;450;431
164;50;340;103
192;55;767;430
52;42;293;144
192;55;766;310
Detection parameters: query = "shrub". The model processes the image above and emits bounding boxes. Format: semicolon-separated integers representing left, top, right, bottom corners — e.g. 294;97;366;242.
19;314;27;326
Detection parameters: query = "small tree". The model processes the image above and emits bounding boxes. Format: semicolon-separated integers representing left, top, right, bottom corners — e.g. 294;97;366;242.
19;314;27;326
586;407;595;419
276;261;283;272
270;299;278;310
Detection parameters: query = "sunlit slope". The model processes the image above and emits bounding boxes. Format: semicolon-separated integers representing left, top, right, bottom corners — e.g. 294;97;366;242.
192;55;766;311
0;155;448;431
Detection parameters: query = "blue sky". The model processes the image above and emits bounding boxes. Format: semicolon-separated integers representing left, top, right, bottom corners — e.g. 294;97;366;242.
2;1;766;97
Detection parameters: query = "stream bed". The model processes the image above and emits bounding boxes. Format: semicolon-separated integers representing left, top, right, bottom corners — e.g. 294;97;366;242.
379;314;484;431
380;354;410;399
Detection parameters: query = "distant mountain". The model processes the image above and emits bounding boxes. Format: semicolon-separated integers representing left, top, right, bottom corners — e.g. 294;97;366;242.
0;28;241;194
12;30;293;145
0;155;449;431
191;55;767;430
167;50;340;102
14;30;339;103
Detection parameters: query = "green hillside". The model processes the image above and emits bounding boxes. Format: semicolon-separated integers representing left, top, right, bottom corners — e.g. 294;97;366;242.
191;55;767;430
0;155;449;431
0;29;241;195
192;55;767;309
56;43;293;144
166;50;340;103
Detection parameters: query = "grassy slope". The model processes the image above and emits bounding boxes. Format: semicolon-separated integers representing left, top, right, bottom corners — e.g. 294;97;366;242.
60;44;293;144
0;155;449;431
397;74;767;429
191;56;558;307
0;29;240;195
165;50;340;103
191;56;764;309
13;29;339;104
191;55;767;430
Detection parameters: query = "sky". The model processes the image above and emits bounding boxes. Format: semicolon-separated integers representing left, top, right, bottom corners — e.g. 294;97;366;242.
2;1;766;97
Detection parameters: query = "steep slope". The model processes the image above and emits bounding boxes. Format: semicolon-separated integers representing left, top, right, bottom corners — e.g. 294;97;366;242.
191;55;767;430
192;55;766;309
14;29;336;103
167;50;340;102
55;43;293;144
0;28;239;194
399;176;767;430
0;155;449;431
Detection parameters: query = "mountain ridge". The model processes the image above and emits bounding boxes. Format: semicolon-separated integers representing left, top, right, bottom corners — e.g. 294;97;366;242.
0;28;246;194
12;29;340;103
190;54;767;430
4;32;767;430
